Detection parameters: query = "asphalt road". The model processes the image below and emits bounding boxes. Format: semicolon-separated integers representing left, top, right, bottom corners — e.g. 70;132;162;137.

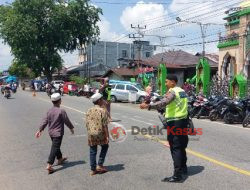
0;90;250;190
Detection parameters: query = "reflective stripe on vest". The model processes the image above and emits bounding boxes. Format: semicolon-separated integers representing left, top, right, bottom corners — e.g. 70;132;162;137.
165;87;188;121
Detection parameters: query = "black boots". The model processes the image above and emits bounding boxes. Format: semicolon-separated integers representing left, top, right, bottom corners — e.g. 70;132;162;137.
161;175;183;183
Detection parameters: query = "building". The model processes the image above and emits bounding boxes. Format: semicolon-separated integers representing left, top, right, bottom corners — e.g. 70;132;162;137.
142;50;218;86
79;41;155;69
218;1;250;79
102;50;218;86
102;68;141;81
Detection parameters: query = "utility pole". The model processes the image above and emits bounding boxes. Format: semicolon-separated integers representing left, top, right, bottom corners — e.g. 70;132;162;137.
129;24;146;69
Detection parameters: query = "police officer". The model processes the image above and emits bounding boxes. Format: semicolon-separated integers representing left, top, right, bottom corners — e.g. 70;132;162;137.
141;74;188;182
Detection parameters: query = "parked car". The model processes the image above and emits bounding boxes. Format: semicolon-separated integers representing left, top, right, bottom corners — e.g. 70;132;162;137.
51;80;64;89
63;82;78;94
110;81;147;103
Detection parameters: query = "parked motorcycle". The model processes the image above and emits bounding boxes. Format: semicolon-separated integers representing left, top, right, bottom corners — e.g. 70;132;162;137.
196;96;223;119
242;112;250;128
189;95;207;118
223;98;250;124
209;97;229;121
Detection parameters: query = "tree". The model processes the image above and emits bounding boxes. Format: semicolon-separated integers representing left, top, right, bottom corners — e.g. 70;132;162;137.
8;60;35;79
0;0;102;81
69;75;86;86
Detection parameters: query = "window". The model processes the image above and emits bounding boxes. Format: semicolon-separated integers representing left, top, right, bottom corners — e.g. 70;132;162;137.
146;52;150;58
111;84;115;89
116;84;125;90
126;85;138;92
122;50;127;58
135;84;143;91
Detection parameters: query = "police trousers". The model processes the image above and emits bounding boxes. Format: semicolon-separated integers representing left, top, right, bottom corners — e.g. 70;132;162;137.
167;118;189;177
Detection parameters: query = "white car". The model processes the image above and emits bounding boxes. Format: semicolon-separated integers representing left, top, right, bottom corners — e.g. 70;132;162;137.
110;83;147;103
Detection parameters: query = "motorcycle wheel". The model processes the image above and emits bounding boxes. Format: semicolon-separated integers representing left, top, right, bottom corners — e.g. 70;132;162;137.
223;113;233;124
242;115;250;128
189;107;199;118
196;108;204;119
209;111;218;121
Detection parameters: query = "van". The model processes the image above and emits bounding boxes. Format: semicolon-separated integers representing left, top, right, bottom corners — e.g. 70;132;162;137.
110;81;147;103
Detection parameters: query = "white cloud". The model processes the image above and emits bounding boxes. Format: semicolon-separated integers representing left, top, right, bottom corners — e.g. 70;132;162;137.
120;1;172;44
97;16;131;43
60;52;79;67
0;41;13;71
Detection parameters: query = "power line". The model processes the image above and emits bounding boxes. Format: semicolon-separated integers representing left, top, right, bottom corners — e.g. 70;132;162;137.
167;21;250;46
91;1;173;5
144;0;242;33
112;0;242;43
137;0;229;26
131;0;239;29
166;32;248;47
108;0;234;42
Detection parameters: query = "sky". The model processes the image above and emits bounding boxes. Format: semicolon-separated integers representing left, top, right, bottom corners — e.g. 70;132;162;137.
0;0;244;71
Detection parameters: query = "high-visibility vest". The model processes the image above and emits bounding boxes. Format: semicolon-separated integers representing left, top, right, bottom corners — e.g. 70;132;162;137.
165;87;188;121
105;86;111;101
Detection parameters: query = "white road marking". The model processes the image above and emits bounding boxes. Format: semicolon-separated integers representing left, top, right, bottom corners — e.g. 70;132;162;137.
149;119;156;122
131;118;153;125
111;122;124;127
109;122;131;133
69;134;86;138
134;115;143;119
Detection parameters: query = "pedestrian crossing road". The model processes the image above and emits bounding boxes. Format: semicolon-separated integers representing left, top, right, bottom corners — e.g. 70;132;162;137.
0;91;250;190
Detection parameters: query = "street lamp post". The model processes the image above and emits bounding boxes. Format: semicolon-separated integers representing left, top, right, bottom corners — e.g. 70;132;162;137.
176;17;211;59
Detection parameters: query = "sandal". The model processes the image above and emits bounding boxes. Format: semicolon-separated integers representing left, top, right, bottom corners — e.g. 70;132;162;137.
90;170;99;176
96;166;108;174
57;157;67;165
47;167;55;175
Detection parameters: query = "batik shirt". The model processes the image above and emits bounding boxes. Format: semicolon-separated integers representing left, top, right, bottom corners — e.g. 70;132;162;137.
85;105;109;146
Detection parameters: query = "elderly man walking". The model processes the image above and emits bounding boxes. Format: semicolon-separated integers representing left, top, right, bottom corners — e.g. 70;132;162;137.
85;93;110;176
35;93;74;174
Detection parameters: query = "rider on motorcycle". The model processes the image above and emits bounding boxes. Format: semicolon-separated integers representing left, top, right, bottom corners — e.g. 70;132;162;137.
4;84;11;97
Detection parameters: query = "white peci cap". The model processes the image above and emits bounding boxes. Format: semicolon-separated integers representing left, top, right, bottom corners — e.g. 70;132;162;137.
90;93;103;103
51;93;61;102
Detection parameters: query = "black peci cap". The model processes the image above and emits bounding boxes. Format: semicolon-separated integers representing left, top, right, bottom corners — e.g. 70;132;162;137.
166;75;178;83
